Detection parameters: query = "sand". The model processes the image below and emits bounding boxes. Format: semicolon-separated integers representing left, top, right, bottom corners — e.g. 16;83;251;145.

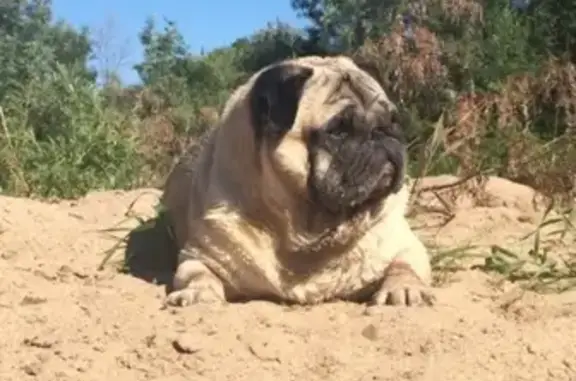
1;175;575;381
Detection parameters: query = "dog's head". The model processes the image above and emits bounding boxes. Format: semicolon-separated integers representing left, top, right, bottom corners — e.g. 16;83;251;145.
245;55;405;220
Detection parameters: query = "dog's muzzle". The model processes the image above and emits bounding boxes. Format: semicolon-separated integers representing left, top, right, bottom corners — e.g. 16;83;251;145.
307;117;405;215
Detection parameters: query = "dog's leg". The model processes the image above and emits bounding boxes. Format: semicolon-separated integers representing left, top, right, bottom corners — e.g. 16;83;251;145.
165;250;226;307
371;239;435;307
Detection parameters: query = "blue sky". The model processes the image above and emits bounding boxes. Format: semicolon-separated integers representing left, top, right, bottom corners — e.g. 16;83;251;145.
52;0;309;84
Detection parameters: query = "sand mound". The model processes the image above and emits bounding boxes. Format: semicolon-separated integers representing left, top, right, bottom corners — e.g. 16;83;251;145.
0;176;575;381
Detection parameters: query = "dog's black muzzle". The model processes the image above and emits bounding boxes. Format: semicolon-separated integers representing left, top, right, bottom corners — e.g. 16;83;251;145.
307;108;405;216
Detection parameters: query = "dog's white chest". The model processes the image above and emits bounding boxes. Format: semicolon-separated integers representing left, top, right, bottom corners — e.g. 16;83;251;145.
288;257;386;302
278;233;394;304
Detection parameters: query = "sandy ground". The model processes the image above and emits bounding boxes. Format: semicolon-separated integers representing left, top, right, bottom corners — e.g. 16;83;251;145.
1;175;576;381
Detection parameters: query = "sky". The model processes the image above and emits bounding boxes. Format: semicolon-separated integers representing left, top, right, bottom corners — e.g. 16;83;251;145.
52;0;309;84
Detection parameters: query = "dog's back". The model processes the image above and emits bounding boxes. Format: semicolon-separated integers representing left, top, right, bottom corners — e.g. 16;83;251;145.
161;126;218;251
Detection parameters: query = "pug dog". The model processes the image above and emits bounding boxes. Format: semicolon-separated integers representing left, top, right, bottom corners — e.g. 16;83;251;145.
161;55;434;307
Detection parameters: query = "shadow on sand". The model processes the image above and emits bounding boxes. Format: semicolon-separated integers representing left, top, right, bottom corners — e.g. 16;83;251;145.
122;212;178;294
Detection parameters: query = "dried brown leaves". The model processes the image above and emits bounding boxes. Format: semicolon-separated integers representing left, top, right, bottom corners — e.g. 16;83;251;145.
355;1;576;204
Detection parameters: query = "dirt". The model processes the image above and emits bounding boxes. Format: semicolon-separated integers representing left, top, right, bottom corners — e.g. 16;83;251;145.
1;175;575;381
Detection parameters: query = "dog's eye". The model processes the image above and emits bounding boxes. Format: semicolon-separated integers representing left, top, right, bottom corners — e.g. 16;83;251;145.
326;124;349;139
324;116;351;139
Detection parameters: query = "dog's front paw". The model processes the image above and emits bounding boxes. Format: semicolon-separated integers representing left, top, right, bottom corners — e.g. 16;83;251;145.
165;258;226;307
372;282;434;306
165;281;225;307
371;260;435;307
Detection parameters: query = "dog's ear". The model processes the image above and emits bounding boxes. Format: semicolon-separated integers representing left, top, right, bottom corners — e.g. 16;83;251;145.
249;63;314;143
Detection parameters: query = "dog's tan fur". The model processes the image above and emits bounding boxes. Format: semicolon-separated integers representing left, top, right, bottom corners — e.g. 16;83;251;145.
162;55;433;306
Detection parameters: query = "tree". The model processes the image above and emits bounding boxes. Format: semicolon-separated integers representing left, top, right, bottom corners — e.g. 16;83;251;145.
233;20;315;73
0;0;94;104
291;0;401;52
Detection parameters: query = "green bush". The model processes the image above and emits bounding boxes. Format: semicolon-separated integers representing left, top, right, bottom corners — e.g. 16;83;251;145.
0;63;144;198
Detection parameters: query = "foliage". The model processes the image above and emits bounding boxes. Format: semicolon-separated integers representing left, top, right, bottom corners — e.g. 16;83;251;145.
0;0;142;197
0;0;575;209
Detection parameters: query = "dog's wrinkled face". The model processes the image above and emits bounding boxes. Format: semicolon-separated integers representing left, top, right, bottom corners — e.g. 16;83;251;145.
306;104;405;215
248;56;405;217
